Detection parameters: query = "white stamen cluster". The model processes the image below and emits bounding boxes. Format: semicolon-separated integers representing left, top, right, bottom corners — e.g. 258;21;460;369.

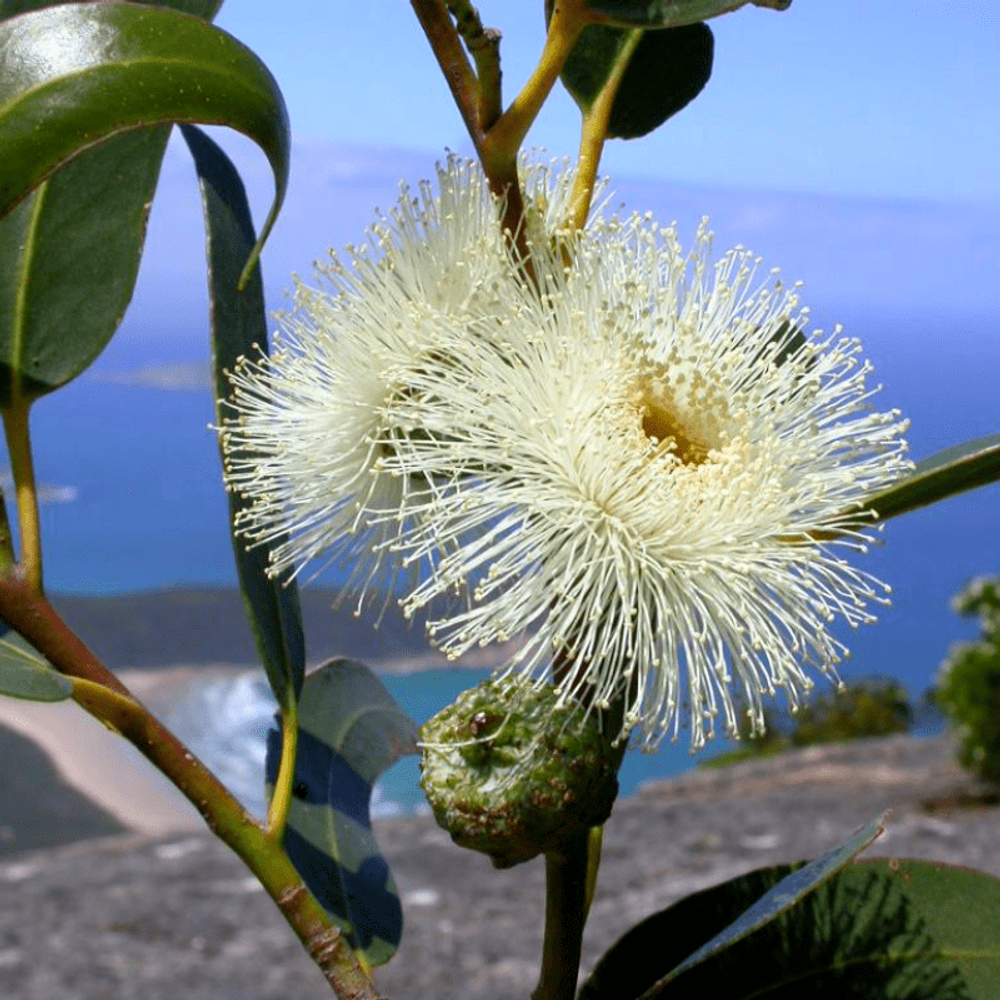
219;155;578;606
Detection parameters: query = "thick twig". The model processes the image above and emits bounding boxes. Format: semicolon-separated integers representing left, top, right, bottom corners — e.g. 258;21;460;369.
447;0;503;129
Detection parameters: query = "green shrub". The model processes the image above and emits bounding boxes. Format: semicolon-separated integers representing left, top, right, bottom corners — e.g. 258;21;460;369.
936;575;1000;783
788;677;912;747
704;676;912;767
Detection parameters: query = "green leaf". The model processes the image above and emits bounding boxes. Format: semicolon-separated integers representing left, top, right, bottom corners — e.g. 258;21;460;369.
583;0;790;29
0;128;171;405
0;1;222;23
183;123;305;711
0;3;288;225
861;433;1000;523
559;22;713;139
0;4;289;405
580;814;885;999
0;0;279;406
265;659;419;968
583;854;1000;999
0;624;72;701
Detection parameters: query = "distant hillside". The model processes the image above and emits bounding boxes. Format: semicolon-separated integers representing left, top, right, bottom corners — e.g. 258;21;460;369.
50;587;436;671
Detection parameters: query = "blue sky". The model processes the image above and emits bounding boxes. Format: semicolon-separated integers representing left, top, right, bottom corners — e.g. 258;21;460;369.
117;0;1000;344
212;1;1000;204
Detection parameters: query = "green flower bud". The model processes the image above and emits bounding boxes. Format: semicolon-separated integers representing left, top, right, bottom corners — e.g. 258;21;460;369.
419;679;620;868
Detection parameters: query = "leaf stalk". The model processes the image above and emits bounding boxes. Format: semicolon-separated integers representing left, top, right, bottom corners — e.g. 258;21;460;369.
267;695;299;843
567;28;643;231
2;401;43;593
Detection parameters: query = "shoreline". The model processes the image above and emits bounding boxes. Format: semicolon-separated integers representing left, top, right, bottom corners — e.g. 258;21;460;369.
0;649;512;851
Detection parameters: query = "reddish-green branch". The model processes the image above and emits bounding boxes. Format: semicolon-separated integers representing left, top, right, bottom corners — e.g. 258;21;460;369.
0;575;131;694
410;0;482;149
71;680;383;998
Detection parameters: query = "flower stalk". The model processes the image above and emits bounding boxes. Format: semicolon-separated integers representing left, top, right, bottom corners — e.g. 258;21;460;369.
567;28;643;231
533;830;592;1000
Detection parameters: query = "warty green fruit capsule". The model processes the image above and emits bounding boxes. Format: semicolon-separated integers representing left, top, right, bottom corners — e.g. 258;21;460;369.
419;679;620;869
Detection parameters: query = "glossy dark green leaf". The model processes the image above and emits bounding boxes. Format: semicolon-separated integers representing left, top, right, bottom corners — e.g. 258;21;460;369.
559;22;713;139
861;433;1000;523
0;3;288;225
0;624;72;701
265;659;419;967
0;1;221;22
580;814;885;1000
624;858;1000;999
0;128;172;405
584;0;790;29
183;124;305;712
0;0;273;406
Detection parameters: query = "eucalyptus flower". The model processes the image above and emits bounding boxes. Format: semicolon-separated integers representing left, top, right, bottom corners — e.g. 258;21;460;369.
379;213;912;750
221;152;910;751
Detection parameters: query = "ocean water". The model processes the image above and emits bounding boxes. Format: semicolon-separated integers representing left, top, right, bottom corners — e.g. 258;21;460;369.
15;305;1000;815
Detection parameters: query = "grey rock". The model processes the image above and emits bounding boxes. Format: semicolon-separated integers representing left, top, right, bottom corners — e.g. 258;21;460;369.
2;734;997;1000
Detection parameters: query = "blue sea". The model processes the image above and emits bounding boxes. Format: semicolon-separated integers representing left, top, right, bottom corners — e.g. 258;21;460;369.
20;305;1000;817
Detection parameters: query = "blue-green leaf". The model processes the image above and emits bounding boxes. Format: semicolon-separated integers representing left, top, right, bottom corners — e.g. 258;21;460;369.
183;123;305;712
0;623;72;701
265;659;419;967
863;433;1000;522
580;814;885;999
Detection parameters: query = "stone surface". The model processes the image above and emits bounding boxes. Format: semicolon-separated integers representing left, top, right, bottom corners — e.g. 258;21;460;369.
2;734;998;1000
